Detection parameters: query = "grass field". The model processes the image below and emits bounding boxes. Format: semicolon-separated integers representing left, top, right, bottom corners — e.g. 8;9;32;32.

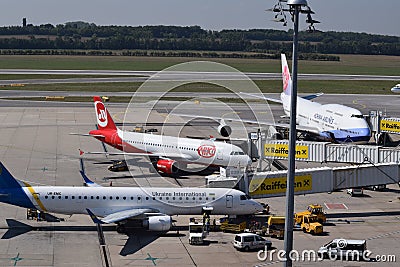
0;54;398;75
1;80;395;94
0;54;397;95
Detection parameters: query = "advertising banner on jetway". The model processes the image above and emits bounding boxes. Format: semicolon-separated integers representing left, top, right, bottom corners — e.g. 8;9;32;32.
264;143;309;159
263;140;327;162
380;118;400;134
249;167;332;198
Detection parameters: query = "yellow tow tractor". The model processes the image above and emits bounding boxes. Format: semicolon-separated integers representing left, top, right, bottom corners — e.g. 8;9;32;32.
295;204;326;224
296;214;323;235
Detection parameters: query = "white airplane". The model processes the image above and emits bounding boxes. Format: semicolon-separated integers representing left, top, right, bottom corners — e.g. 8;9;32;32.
84;96;251;175
0;162;263;233
239;54;371;143
176;54;371;143
391;84;400;93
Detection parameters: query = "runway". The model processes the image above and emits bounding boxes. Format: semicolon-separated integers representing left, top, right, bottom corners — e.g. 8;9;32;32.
1;90;400;117
0;69;399;85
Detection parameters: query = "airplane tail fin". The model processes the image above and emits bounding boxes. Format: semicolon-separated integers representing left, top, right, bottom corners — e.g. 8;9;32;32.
93;96;117;131
281;54;292;96
0;162;23;189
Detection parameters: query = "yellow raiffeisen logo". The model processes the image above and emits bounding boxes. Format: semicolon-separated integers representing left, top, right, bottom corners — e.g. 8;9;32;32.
264;144;309;159
380;119;400;133
249;174;312;196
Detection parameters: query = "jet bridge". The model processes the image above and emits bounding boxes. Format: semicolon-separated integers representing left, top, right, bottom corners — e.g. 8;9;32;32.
248;163;399;199
259;139;400;166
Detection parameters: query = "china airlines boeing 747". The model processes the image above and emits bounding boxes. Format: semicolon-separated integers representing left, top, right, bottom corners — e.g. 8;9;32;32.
242;54;371;143
176;55;371;143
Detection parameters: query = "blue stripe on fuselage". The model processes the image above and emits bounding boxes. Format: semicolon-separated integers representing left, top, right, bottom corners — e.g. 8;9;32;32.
321;127;371;143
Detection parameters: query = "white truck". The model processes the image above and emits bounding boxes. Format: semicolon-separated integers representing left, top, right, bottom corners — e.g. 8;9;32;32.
189;222;208;245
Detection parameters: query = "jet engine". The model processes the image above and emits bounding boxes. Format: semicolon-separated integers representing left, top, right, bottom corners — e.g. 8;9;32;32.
156;159;179;174
217;123;232;137
143;215;172;231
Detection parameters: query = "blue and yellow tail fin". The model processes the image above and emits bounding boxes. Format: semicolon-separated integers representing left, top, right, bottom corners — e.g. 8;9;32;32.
0;162;23;189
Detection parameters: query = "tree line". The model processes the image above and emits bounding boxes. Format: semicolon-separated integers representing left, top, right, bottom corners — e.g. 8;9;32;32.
0;22;398;56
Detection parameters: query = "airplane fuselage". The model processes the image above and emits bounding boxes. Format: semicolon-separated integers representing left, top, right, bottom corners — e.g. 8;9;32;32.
281;93;371;143
1;186;262;217
92;128;251;168
391;84;400;93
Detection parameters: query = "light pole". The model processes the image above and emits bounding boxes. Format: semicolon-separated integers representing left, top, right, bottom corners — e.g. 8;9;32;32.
267;1;319;266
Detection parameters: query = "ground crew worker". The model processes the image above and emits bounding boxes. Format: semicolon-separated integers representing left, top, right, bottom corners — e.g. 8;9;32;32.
206;217;210;233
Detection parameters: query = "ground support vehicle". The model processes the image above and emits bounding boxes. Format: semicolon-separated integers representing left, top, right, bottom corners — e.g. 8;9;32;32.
296;214;323;235
295;204;326;224
189;221;207;245
233;233;272;251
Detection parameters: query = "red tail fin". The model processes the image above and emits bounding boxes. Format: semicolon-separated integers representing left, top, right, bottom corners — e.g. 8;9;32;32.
281;54;292;96
93;96;117;131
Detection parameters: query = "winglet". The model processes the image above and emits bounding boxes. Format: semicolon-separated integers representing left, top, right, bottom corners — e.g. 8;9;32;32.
86;209;105;224
80;171;102;187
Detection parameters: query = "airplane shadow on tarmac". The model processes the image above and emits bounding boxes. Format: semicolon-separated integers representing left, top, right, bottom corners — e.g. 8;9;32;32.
1;219;186;256
119;230;185;256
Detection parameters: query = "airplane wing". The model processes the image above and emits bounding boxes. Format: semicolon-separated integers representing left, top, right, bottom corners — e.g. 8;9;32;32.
80;170;102;187
83;151;195;161
70;133;105;138
87;208;157;224
240;92;323;102
301;92;324;100
173;113;321;135
240;92;282;104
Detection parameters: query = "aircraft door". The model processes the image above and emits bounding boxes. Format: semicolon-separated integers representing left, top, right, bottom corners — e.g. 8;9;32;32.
137;195;142;204
226;195;233;208
216;148;223;161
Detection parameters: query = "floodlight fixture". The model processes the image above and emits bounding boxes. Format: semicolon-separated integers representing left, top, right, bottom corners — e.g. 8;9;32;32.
267;0;319;31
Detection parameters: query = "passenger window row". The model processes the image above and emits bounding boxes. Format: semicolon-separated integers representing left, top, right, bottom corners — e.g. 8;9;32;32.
126;140;197;151
43;195;216;201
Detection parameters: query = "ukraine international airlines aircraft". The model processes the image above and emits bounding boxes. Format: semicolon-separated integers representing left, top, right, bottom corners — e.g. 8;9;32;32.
0;162;263;233
86;97;251;175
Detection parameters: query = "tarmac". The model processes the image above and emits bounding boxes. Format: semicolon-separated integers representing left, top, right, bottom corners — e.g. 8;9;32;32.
0;102;399;266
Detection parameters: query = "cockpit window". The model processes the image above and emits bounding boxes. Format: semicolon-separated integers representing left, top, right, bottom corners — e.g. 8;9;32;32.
351;114;364;118
240;194;251;200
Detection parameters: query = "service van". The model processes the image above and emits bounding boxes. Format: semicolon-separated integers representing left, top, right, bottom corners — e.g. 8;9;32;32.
318;239;367;261
233;233;272;251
